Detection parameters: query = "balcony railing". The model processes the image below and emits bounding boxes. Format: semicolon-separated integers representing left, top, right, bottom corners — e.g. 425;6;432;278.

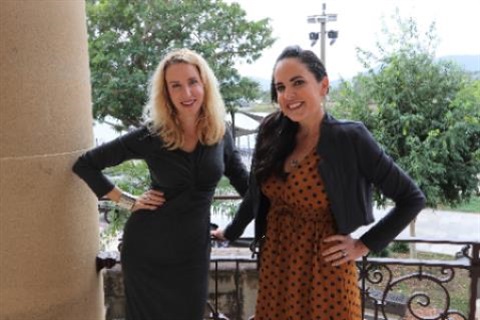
97;237;479;320
96;199;479;320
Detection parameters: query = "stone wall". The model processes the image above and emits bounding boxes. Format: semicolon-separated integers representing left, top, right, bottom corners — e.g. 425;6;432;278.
103;260;258;320
207;261;258;320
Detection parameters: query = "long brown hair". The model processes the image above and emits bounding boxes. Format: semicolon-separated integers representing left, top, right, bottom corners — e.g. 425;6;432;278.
254;46;328;183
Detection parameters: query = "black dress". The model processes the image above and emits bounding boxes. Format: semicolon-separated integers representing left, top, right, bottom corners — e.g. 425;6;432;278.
73;126;248;320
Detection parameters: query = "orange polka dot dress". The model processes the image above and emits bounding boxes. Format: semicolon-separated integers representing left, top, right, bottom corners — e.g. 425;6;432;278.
255;150;361;320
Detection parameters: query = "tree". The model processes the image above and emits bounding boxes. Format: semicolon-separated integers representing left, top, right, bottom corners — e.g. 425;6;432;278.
330;13;480;208
86;0;275;130
222;76;261;139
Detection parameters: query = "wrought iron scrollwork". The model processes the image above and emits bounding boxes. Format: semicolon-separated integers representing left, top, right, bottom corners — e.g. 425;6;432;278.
359;262;468;320
458;244;472;261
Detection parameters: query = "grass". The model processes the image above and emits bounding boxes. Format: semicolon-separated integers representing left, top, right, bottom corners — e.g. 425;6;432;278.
373;251;470;318
438;196;480;213
247;103;277;113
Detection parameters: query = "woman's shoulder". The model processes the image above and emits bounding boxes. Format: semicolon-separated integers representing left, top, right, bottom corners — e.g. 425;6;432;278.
321;115;380;151
323;114;370;136
119;125;164;147
118;125;150;140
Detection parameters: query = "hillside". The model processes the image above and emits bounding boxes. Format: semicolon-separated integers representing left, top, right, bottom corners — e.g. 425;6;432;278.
247;54;480;91
437;54;480;73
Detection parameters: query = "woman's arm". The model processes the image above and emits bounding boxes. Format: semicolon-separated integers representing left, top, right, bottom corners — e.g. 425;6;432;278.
73;129;145;197
355;123;426;252
214;128;254;241
322;123;425;265
222;127;249;196
215;185;255;241
72;128;164;210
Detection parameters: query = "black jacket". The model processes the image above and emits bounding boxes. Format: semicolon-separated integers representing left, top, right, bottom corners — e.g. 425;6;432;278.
224;113;426;252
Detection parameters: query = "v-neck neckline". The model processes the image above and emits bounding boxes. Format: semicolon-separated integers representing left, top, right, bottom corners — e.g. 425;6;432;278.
178;142;199;154
284;147;316;175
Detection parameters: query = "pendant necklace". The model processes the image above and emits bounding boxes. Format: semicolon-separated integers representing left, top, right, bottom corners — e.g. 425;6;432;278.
290;159;300;168
289;131;320;169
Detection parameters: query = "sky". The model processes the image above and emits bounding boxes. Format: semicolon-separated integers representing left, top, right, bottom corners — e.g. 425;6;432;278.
230;0;480;81
94;0;480;142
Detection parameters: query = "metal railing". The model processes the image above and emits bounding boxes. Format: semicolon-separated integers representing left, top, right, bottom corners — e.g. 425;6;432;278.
97;237;479;320
96;199;479;320
358;238;479;320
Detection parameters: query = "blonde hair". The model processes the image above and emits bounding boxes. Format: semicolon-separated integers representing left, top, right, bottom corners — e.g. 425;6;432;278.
143;48;226;149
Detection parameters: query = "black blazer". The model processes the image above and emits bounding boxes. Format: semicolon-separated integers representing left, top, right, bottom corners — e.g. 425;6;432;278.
224;113;426;253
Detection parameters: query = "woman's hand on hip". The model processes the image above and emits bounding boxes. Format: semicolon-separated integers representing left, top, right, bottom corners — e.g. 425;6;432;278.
211;228;226;241
132;189;165;212
321;234;370;266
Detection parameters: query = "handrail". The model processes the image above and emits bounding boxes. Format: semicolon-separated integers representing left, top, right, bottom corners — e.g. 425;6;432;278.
96;198;479;320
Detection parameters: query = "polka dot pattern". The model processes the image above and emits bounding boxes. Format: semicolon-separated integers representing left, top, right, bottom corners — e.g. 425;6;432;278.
255;151;361;319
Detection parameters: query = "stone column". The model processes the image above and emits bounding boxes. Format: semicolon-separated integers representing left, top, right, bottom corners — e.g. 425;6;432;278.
0;2;103;319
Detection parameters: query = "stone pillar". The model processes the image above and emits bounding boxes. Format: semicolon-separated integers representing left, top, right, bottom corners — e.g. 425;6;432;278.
0;2;103;319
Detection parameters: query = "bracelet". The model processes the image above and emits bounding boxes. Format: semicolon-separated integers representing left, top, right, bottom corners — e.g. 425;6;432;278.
117;192;136;211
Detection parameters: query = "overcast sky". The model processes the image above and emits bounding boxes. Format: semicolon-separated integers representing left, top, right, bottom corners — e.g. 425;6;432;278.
230;0;480;81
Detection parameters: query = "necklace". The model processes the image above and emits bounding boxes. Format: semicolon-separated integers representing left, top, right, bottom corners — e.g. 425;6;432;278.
290;159;300;168
289;136;319;168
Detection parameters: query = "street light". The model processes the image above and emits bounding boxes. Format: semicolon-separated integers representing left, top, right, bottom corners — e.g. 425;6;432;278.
307;3;338;67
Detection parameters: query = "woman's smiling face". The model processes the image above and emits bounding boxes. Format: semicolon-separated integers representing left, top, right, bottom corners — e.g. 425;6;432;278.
165;62;205;120
273;57;328;124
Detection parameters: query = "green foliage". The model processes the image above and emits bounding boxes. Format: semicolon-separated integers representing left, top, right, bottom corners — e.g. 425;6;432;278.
222;76;261;139
99;162;241;247
390;241;410;253
99;205;129;251
86;0;275;129
100;161;151;249
249;103;277;113
211;177;241;218
223;76;261;110
104;160;152;193
439;195;480;213
256;89;272;104
330;13;480;208
369;241;409;257
369;247;391;258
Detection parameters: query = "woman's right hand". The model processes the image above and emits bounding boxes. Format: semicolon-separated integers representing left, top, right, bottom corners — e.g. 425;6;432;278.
132;189;165;212
211;228;226;241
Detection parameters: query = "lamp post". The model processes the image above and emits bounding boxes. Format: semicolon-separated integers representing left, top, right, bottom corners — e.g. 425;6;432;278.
307;3;338;67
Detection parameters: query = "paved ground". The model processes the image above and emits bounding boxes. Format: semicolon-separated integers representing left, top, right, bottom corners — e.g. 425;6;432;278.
352;207;480;255
214;207;480;256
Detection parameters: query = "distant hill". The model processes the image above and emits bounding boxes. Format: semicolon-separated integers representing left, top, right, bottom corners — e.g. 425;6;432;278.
437;54;480;73
249;76;271;91
247;54;479;91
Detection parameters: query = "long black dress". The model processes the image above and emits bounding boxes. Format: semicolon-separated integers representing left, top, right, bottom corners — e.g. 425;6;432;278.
73;126;248;320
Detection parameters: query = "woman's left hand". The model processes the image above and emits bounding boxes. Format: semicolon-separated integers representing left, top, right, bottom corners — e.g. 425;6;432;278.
322;234;370;266
211;228;226;241
131;189;165;212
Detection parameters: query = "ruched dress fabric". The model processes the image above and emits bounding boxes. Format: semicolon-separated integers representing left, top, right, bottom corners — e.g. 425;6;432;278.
255;150;362;320
73;127;248;320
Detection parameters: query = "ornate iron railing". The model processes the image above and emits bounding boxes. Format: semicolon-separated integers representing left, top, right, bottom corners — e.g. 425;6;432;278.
97;237;479;320
358;238;479;320
96;199;479;320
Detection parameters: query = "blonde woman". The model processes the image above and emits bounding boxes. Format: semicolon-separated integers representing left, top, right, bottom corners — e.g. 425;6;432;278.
73;48;248;319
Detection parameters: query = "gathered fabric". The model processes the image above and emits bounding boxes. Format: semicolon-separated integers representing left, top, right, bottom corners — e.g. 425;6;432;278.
255;150;362;320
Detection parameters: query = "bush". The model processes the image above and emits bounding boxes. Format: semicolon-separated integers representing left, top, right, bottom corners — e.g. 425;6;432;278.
390;241;410;253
